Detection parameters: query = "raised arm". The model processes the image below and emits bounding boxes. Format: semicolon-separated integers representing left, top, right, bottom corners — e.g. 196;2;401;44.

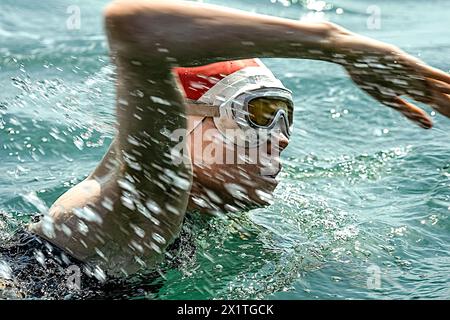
105;0;450;128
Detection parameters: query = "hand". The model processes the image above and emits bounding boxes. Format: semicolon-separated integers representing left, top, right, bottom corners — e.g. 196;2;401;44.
337;35;450;128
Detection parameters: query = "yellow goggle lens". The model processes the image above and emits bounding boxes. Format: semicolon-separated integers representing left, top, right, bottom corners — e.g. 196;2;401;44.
247;98;291;127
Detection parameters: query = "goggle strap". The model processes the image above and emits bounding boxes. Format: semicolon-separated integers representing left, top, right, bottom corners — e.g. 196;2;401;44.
185;101;220;117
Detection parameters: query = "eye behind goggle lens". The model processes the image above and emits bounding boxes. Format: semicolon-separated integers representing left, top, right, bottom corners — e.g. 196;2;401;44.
247;98;292;127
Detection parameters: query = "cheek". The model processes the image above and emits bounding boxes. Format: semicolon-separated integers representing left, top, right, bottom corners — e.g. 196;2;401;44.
188;126;281;171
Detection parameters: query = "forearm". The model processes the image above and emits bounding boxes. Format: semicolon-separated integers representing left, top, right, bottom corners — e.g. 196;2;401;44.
104;0;355;66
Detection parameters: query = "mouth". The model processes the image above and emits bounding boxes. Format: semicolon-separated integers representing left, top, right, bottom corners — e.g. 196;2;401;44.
260;173;280;187
261;168;281;179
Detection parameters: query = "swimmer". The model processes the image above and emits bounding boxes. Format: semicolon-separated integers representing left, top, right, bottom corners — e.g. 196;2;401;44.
3;0;450;289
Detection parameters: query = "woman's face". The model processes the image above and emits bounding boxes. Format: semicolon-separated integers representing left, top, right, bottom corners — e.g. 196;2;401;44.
186;117;289;213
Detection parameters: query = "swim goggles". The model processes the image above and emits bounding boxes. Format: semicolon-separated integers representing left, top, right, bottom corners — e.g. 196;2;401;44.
185;65;294;147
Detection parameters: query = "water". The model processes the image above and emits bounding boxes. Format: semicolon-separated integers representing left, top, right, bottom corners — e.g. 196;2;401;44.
1;0;449;299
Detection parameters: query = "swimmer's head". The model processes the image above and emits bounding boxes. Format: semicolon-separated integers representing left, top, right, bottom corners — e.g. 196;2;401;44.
174;59;292;213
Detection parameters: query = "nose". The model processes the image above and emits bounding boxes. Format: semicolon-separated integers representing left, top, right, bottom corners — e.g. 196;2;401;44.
277;134;289;151
267;132;289;154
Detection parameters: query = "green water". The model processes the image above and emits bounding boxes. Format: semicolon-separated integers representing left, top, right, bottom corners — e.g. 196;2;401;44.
0;0;449;299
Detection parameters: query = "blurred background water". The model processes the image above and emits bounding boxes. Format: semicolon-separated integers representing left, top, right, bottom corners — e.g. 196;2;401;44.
0;0;449;299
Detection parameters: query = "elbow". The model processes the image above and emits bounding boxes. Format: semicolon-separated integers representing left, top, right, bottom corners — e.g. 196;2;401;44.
103;1;197;64
103;0;148;24
103;1;143;44
103;1;164;47
103;0;182;58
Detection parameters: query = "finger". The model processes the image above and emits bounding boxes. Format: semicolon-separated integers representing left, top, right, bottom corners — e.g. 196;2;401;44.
427;78;450;95
349;73;433;128
429;92;450;118
406;86;450;119
418;64;450;84
387;97;433;129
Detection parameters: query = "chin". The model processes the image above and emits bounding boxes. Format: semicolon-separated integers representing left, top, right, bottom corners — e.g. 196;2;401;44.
186;152;284;213
188;170;279;214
